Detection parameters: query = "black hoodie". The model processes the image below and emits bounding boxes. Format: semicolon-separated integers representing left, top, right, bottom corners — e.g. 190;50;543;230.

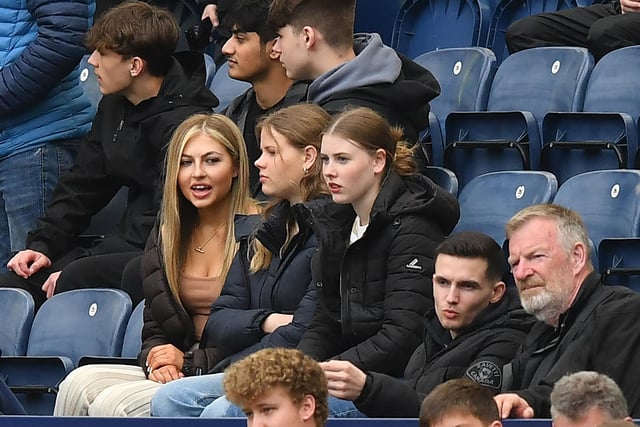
354;286;533;417
298;171;460;377
27;52;219;260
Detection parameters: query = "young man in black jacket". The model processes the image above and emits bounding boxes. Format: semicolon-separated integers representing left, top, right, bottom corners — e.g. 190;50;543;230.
0;1;219;309
495;204;640;419
319;231;532;418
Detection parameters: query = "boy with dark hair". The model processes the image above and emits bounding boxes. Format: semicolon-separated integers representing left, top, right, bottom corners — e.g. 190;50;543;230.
268;0;440;145
420;379;503;427
0;0;219;308
318;231;531;418
217;0;307;194
224;348;329;427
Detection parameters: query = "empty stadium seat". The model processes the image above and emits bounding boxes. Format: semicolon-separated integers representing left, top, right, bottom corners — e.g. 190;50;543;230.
553;170;640;249
454;170;558;244
0;289;34;357
541;45;640;184
445;47;593;190
391;0;490;59
210;62;252;113
425;166;459;197
599;237;640;292
413;47;496;165
0;289;132;414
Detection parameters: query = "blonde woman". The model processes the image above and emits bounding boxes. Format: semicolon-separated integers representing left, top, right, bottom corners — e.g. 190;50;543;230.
53;113;258;416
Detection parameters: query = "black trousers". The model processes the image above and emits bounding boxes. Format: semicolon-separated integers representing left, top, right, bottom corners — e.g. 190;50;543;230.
506;2;640;60
0;236;143;310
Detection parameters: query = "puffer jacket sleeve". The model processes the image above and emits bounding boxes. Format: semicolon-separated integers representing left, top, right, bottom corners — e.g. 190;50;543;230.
0;0;89;115
334;217;437;377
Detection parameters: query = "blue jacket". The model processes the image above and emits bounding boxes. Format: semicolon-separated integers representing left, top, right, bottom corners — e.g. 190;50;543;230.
200;201;318;373
0;0;94;158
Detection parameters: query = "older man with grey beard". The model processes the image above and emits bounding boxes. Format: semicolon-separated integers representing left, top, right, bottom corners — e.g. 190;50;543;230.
494;204;640;419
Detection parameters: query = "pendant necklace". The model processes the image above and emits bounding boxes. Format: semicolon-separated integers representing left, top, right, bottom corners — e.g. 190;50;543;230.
195;227;221;254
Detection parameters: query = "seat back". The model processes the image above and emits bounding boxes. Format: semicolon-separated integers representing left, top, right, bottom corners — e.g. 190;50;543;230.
488;46;592;120
391;0;489;58
121;300;144;358
553;170;640;248
599;238;640;292
424;166;459;197
0;289;34;356
27;289;132;366
414;47;496;164
78;54;101;113
210;62;252;113
454;170;558;244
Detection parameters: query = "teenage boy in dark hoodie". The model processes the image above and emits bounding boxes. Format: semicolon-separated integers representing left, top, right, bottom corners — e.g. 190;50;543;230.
0;1;219;309
320;231;532;418
267;0;440;145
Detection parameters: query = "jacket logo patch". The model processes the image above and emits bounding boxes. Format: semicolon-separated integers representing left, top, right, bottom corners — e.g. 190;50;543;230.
406;258;423;271
465;360;502;390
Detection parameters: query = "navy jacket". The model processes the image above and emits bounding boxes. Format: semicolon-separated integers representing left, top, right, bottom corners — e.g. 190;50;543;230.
201;201;318;372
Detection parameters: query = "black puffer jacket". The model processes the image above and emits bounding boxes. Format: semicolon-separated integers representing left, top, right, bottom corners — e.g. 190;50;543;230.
27;52;219;260
138;226;219;375
298;171;459;377
354;287;533;417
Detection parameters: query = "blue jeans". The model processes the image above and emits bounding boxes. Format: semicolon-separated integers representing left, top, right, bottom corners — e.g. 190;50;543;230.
151;372;366;418
0;141;77;270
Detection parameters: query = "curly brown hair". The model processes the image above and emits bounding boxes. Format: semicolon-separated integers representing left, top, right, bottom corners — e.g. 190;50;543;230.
224;348;328;427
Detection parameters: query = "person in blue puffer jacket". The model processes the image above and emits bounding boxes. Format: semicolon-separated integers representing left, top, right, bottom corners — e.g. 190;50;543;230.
0;0;95;269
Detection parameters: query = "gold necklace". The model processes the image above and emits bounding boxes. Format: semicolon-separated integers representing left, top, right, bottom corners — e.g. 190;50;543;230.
195;227;222;254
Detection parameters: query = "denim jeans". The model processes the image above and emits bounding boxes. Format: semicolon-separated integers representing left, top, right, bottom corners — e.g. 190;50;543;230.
151;371;367;418
0;141;77;270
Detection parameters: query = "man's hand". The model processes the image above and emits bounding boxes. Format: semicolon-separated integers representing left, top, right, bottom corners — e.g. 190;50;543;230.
320;360;367;401
146;344;185;372
41;271;61;298
148;364;184;384
621;0;640;14
202;4;219;27
7;250;51;278
494;393;534;419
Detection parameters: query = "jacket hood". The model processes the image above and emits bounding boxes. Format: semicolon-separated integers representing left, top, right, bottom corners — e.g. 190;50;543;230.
308;33;401;104
371;171;460;235
124;52;219;123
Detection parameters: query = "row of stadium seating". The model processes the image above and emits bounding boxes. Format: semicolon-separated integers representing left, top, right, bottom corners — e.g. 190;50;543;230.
356;0;608;62
420;45;640;189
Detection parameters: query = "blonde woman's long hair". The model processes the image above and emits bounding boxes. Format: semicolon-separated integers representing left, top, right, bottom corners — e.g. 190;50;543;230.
250;103;331;273
160;113;255;303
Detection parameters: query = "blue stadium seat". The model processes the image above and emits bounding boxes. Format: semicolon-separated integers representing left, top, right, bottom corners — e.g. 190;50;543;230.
599;237;640;292
391;0;491;59
413;47;496;165
485;0;609;62
203;52;216;88
210;61;252;113
78;298;143;366
445;47;593;190
425;166;459;197
0;289;132;415
0;289;34;357
78;54;101;114
541;45;640;184
454;170;557;244
553;170;640;249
